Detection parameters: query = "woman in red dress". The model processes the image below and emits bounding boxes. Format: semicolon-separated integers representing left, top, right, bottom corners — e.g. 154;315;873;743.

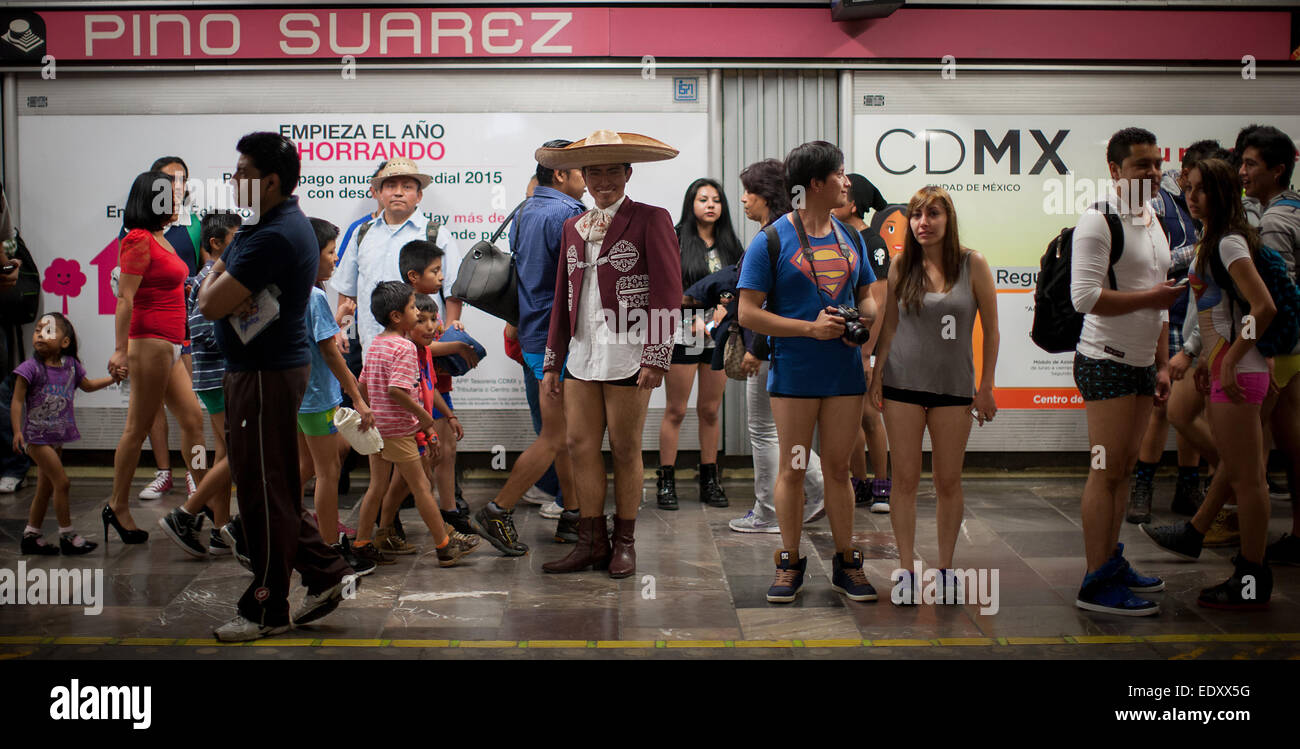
103;170;209;545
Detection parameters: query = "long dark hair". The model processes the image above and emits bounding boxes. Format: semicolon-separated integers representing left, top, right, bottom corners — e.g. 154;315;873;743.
896;186;965;314
675;177;742;286
739;159;790;227
42;312;80;363
1193;158;1261;278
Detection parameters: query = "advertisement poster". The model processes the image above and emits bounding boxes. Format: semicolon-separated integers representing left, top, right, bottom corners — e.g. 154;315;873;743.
854;114;1300;409
19;112;708;414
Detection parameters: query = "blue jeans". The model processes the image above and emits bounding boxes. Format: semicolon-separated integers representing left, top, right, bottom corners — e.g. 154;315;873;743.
522;361;561;499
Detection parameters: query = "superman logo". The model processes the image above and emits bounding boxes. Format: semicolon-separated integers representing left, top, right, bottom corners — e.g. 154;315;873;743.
789;241;856;298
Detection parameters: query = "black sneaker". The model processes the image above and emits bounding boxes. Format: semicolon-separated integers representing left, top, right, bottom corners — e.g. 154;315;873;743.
20;532;60;556
554;509;579;544
472;502;528;556
830;548;878;602
1267;475;1289;500
1266;533;1300;566
207;529;231;557
1126;480;1153;525
1140;520;1203;561
766;550;807;604
159;507;208;558
220;516;252;572
352;540;395;567
441;507;476;537
1198;555;1272;610
1171;476;1203;516
333;535;377;577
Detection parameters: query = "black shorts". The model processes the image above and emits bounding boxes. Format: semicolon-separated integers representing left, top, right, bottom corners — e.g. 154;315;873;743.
671;344;713;365
881;386;973;409
1072;353;1156;402
564;367;640;387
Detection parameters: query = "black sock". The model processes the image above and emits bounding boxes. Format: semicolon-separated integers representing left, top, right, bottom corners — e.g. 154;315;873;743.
1134;460;1158;484
1177;466;1199;484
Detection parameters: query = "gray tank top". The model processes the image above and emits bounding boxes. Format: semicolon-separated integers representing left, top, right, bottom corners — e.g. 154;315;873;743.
882;251;976;398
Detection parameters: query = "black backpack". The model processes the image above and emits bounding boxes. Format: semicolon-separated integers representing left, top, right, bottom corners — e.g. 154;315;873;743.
1031;205;1168;354
0;230;40;326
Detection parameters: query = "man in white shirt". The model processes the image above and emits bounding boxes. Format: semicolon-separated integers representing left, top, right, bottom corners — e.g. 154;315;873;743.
331;157;462;351
1070;127;1185;617
533;131;682;580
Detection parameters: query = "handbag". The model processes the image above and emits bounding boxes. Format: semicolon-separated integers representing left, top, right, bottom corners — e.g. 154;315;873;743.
451;200;527;326
434;327;487;377
722;325;749;381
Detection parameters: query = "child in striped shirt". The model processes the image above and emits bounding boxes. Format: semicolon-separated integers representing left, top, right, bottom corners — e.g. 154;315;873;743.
352;281;474;568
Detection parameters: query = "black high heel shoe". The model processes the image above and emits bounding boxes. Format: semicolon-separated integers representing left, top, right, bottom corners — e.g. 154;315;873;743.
102;505;149;549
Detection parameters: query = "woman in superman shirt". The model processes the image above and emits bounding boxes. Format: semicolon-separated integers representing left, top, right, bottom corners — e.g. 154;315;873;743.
103;170;208;542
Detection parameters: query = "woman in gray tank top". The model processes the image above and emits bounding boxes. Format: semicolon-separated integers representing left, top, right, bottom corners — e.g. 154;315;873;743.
869;186;1001;604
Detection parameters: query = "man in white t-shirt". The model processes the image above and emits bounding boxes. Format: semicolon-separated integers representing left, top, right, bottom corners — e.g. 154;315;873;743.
1069;127;1185;617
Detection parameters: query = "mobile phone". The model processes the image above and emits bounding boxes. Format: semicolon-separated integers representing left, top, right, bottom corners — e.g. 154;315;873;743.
1;264;15;273
1173;277;1190;288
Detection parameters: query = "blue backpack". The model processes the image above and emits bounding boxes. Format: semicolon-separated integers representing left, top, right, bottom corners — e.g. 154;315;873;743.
1208;208;1300;357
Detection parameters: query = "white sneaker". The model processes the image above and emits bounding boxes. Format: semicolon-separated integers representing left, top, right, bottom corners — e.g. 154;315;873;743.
539;500;563;520
0;476;23;493
186;472;197;497
292;574;359;626
139;470;173;500
729;510;781;534
213;615;289;642
521;485;555;506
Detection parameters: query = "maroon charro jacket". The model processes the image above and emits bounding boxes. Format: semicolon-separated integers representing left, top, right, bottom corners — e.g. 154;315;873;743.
543;196;682;374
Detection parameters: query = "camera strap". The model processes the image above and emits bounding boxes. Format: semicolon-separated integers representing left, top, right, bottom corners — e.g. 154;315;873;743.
790;210;856;309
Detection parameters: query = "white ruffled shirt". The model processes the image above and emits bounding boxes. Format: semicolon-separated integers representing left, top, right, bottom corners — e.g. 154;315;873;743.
565;196;643;381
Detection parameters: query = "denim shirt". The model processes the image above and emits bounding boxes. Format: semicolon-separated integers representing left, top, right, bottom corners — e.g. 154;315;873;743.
510;185;586;354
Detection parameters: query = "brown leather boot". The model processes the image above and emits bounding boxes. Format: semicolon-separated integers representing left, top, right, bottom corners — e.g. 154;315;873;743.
542;516;610;573
609;515;637;579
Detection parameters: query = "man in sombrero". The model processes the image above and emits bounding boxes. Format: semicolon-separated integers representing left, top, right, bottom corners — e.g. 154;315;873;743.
538;130;683;578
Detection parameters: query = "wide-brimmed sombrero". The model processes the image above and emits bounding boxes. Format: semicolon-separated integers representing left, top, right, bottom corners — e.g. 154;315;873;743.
535;130;678;170
370;157;433;194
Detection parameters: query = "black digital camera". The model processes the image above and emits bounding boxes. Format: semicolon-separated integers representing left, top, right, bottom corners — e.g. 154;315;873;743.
831;305;870;345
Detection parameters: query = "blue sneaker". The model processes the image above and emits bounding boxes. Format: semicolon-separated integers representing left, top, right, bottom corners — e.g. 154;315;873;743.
891;568;919;606
766;550;807;603
1114;543;1164;593
936;568;963;604
831;548;878;602
1075;558;1159;616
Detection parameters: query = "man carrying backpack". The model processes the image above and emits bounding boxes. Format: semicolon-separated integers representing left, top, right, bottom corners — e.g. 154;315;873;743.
1068;128;1184;616
1239;126;1300;565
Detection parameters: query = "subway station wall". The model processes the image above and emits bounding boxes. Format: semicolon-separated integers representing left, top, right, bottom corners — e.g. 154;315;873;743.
851;70;1300;451
16;69;710;451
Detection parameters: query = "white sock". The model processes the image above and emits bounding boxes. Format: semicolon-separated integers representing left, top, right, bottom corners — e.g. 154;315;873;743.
24;524;41;536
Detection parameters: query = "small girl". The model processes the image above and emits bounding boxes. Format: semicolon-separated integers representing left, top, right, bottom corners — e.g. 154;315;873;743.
299;218;377;573
11;313;117;554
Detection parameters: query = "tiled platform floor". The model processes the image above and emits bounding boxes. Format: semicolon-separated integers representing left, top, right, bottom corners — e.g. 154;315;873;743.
1;474;1296;660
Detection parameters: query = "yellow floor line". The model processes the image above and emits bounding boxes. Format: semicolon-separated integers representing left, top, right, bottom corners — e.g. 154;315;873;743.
1;633;1294;650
